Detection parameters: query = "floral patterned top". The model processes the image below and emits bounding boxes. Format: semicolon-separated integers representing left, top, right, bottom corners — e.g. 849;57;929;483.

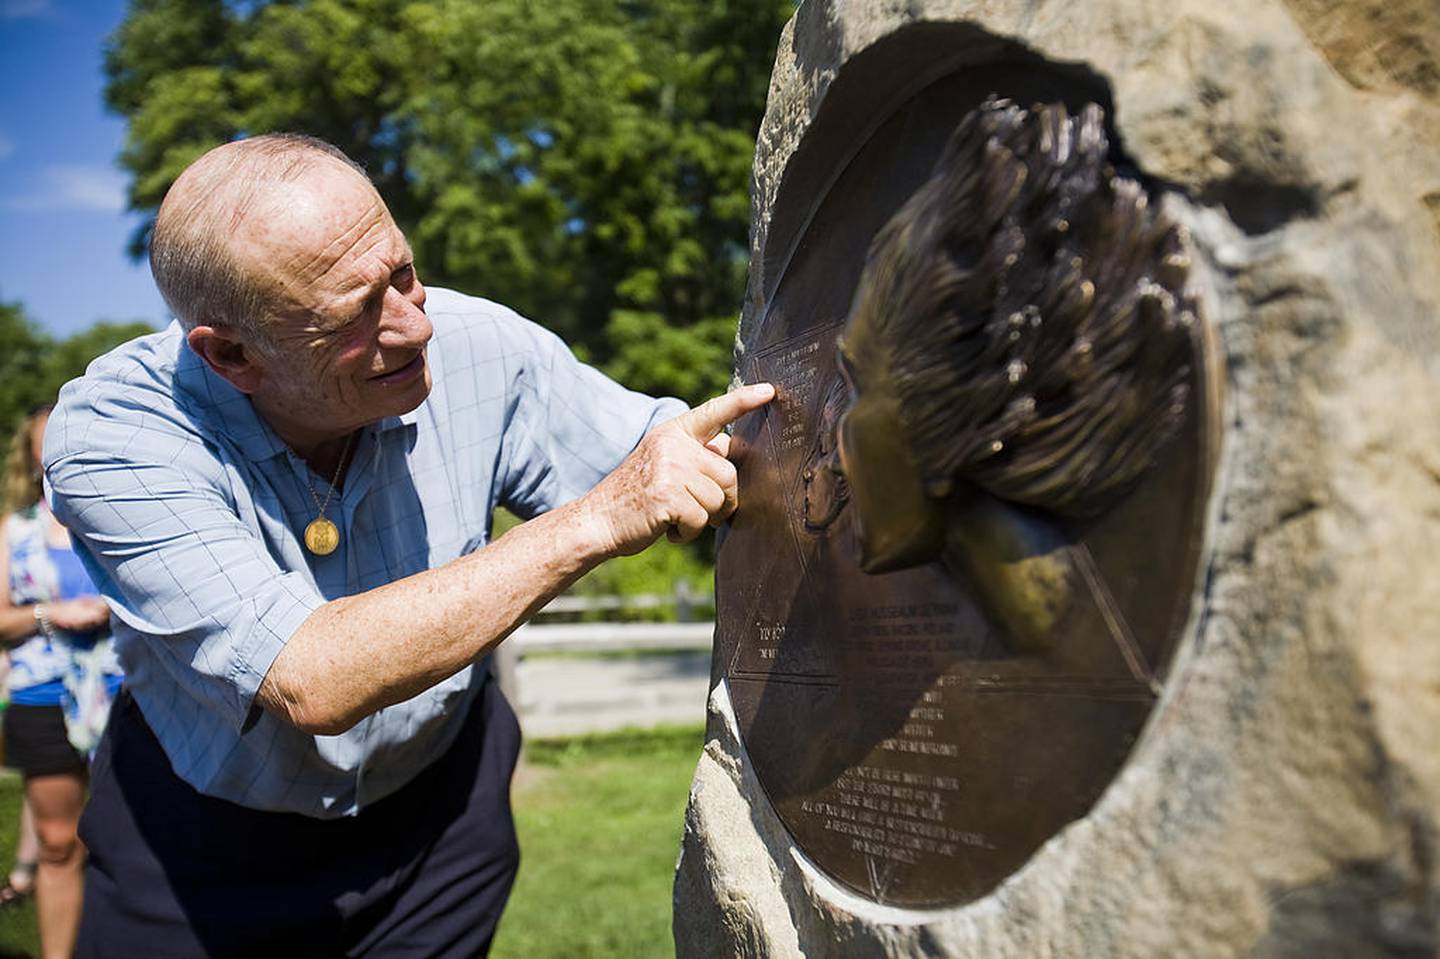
5;504;120;702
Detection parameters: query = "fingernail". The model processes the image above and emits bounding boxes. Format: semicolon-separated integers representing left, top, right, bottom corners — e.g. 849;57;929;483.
748;382;776;397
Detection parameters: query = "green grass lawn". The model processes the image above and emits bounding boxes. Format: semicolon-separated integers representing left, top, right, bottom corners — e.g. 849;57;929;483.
0;726;704;958
0;771;38;959
494;725;703;958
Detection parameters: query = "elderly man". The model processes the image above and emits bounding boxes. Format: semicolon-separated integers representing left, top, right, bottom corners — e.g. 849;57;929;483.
44;133;771;957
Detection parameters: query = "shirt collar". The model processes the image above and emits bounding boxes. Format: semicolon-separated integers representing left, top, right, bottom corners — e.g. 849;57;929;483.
175;343;290;462
376;406;423;433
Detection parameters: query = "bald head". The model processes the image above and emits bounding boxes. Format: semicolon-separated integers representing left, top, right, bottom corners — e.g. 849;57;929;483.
150;134;372;343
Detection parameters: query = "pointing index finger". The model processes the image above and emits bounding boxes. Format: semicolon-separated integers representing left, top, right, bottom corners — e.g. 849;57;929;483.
675;383;776;442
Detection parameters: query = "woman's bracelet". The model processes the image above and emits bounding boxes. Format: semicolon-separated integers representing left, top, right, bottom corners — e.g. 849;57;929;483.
32;603;53;638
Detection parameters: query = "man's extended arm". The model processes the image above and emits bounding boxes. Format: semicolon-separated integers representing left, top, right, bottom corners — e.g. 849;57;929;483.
257;383;772;734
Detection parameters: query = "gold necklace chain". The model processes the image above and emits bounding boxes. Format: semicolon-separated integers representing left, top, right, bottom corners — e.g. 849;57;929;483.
303;431;355;556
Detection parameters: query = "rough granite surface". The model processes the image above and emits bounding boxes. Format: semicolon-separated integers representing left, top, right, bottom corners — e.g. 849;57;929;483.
673;0;1440;955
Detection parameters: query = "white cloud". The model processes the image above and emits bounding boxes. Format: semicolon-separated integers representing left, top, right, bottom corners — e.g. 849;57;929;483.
0;0;53;19
48;165;128;211
1;164;128;213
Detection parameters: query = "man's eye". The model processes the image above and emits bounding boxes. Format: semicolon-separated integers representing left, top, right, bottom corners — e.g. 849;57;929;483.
392;264;416;288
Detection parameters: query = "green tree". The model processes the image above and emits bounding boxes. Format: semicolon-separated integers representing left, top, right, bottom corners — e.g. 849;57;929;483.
104;0;792;406
39;321;160;402
0;300;154;437
0;301;52;437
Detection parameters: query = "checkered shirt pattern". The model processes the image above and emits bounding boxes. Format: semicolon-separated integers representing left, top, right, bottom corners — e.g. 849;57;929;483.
44;288;686;817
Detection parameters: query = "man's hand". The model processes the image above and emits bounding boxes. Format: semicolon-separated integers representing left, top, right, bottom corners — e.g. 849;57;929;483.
581;382;775;557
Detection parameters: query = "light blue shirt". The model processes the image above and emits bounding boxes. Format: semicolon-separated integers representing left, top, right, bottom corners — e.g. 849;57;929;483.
44;288;685;817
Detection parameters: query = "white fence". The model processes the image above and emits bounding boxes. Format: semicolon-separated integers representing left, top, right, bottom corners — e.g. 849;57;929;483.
523;577;712;623
492;585;716;719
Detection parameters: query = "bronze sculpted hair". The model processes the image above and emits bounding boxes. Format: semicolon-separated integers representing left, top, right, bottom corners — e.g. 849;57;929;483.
847;98;1197;518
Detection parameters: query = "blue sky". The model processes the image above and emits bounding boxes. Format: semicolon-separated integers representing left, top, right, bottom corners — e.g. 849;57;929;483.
0;0;170;337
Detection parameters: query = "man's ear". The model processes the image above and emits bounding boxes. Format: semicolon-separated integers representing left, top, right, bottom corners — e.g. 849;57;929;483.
186;325;265;395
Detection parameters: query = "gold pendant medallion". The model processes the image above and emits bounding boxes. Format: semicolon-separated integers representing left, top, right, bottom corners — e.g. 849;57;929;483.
304;517;340;556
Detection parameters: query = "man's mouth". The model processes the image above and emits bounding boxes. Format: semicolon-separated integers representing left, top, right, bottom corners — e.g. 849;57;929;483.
369;352;425;385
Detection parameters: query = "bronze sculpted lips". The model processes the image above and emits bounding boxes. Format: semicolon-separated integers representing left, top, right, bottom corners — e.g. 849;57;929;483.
369;352;425;385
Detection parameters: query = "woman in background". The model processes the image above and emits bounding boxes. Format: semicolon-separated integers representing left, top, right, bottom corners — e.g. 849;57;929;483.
0;404;122;959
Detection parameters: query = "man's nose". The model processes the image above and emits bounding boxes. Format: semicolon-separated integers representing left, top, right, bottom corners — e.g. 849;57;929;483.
378;285;432;349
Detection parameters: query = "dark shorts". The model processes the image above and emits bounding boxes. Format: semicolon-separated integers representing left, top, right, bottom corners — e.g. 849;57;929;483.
3;702;86;778
77;678;523;958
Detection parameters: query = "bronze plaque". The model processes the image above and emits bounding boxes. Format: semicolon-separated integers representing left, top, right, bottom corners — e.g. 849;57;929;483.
717;27;1219;909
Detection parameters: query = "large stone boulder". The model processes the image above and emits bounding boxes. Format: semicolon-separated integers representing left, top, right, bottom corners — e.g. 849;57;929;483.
673;0;1440;955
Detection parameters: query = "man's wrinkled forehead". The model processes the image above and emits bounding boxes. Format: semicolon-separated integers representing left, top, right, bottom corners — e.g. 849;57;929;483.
227;163;405;299
228;158;376;243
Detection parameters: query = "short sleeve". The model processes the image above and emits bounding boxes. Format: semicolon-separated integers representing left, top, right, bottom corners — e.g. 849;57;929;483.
44;409;322;731
493;316;688;519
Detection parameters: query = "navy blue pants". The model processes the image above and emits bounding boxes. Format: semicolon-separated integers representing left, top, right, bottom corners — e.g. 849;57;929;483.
76;681;522;958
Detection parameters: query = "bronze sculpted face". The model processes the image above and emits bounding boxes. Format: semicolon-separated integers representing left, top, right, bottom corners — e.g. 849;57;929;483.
801;378;851;533
715;46;1218;908
834;97;1197;653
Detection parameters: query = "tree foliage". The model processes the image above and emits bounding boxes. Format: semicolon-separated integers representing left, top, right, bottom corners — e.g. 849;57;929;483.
0;300;153;437
104;0;792;406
